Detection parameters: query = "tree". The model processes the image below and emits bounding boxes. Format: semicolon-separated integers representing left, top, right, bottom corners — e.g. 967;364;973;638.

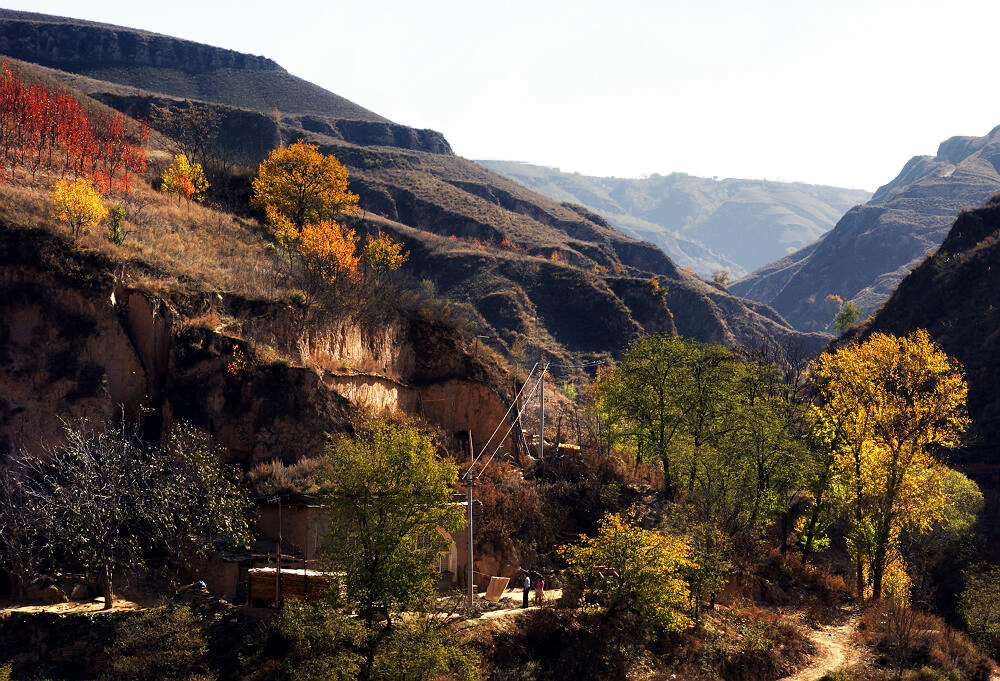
251;141;358;229
833;300;860;332
362;232;409;273
4;419;252;609
0;465;46;601
814;329;971;600
52;177;107;239
959;564;1000;656
321;414;465;681
712;270;730;287
160;153;209;204
559;510;694;632
593;335;743;499
297;220;360;291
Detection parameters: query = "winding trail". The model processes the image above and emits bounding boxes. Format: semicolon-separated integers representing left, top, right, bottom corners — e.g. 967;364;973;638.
780;611;863;681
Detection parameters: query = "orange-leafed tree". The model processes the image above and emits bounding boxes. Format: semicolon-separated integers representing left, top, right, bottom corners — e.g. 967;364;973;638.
52;178;108;240
251;141;359;229
297;220;360;291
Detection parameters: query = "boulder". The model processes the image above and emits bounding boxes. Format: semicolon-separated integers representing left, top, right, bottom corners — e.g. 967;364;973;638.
70;583;89;600
41;585;68;604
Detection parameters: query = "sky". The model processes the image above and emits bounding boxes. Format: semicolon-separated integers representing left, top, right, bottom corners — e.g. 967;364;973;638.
5;0;1000;190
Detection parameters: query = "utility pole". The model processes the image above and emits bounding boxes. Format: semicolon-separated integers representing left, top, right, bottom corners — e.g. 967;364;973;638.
538;361;545;460
466;430;475;612
269;495;283;608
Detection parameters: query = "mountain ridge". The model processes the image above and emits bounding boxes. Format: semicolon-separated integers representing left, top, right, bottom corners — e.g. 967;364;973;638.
733;125;1000;331
477;159;870;278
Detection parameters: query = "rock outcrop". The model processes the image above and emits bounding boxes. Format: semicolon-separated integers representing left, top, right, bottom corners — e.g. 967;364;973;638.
0;9;281;74
0;226;512;463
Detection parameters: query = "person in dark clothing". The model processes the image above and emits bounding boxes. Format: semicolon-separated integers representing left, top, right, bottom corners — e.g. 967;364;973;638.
522;573;531;608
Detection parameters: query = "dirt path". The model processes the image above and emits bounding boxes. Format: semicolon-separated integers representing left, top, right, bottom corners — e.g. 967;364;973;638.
780;612;863;681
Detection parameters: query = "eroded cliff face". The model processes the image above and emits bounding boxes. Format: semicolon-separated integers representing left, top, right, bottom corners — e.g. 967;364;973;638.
0;10;282;74
0;227;512;464
0;270;148;458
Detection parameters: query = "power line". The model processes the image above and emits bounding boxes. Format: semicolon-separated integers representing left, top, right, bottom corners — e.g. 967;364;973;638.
473;368;546;480
461;362;538;479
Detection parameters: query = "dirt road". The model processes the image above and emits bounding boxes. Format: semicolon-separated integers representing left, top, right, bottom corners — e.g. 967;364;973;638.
780;612;863;681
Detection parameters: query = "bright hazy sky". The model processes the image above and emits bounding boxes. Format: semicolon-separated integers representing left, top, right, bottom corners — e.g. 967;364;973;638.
5;0;1000;190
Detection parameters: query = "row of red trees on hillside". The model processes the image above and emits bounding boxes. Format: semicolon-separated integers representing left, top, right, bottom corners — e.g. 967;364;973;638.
0;62;148;191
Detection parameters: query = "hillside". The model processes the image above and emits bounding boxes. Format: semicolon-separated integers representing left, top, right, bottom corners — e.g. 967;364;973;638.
732;125;1000;331
0;10;828;365
846;195;1000;462
478;160;870;277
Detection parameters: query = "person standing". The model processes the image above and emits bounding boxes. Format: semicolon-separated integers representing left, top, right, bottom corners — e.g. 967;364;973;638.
534;576;545;605
522;573;531;608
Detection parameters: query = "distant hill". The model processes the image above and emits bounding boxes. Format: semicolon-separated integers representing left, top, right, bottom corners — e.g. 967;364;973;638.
0;10;828;363
845;195;1000;462
732;126;1000;332
477;160;870;278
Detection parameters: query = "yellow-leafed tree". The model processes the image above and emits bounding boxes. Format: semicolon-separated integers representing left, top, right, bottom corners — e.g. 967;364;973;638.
814;329;971;600
52;178;108;240
559;510;694;631
160;153;209;204
362;232;409;273
251;141;359;229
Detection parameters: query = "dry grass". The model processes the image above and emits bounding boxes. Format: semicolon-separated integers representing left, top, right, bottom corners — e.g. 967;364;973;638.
246;456;327;497
855;601;993;681
0;169;292;301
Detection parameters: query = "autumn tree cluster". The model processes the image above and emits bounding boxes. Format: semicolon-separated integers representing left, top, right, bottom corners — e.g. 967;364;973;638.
160;153;209;204
251;141;408;294
0;62;148;190
593;330;979;606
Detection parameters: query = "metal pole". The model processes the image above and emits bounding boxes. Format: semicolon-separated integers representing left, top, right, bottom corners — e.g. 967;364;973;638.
538;361;545;459
276;495;283;607
467;431;475;611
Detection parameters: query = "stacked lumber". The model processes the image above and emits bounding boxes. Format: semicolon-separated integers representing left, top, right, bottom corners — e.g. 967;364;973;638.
248;567;335;602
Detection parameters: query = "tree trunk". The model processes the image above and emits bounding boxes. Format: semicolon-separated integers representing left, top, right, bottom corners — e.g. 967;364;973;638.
870;520;892;601
801;496;823;566
660;454;674;500
100;564;114;610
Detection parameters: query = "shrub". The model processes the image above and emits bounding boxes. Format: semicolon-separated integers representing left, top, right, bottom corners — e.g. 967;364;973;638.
959;564;1000;656
107;203;126;245
106;606;215;681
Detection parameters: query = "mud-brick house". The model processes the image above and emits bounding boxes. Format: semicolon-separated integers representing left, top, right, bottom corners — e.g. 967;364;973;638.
198;494;468;602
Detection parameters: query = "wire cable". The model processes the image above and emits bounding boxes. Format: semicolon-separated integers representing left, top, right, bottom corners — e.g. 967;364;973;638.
473;364;547;479
461;362;538;479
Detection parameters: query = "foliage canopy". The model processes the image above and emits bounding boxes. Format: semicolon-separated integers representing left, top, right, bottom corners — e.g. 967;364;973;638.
52;177;107;239
251;141;358;228
560;510;693;631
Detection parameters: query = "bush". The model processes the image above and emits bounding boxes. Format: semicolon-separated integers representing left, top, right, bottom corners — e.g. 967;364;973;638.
105;605;215;681
858;601;991;681
959;564;1000;657
106;203;126;245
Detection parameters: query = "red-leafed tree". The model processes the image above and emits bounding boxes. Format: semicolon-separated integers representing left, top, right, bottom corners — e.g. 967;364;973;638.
0;62;147;191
